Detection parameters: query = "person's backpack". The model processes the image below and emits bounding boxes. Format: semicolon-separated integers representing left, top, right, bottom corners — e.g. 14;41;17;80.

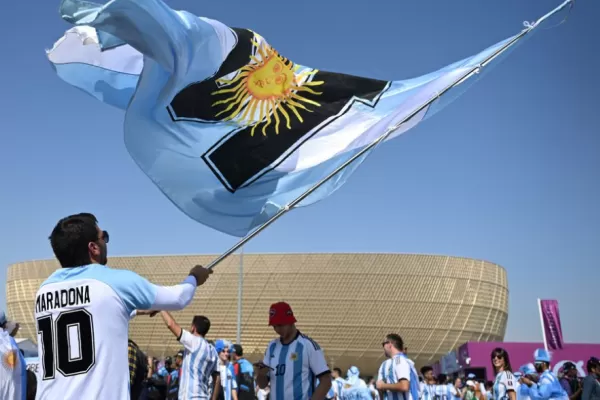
129;340;148;400
233;359;256;400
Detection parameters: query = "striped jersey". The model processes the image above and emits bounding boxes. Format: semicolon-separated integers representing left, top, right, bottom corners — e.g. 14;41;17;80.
177;330;219;399
261;332;330;400
377;354;418;400
330;377;345;398
420;383;437;400
219;362;237;400
494;371;516;400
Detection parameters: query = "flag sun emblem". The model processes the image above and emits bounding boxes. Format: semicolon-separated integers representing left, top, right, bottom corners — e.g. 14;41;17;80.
1;349;16;370
290;352;298;361
212;37;324;137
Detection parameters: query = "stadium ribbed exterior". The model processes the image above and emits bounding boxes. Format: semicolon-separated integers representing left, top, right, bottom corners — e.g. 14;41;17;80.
6;253;508;374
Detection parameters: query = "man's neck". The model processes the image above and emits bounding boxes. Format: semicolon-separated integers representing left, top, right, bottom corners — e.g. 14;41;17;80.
389;349;403;358
281;328;298;344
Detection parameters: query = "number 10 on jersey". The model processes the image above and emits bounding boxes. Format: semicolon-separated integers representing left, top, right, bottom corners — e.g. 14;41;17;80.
36;309;96;380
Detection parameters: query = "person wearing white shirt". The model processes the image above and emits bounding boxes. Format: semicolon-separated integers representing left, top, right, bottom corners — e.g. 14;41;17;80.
376;333;419;400
213;340;238;400
157;311;220;399
421;367;437;400
329;367;345;399
491;348;517;400
255;302;331;400
34;213;213;400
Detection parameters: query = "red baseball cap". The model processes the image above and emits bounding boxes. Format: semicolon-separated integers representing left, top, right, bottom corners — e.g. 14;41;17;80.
269;302;297;326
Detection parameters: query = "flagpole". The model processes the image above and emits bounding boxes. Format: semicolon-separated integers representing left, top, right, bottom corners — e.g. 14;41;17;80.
538;298;549;351
205;0;573;271
236;246;243;344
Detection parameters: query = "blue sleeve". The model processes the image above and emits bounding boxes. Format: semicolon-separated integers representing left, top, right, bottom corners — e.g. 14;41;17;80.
58;0;222;75
102;269;157;314
528;380;553;400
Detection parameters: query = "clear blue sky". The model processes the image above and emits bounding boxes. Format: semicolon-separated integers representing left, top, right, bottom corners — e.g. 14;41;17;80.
0;0;598;343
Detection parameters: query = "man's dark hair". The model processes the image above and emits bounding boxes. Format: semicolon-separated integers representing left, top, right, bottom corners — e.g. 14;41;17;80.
421;366;433;376
386;333;404;351
49;213;99;268
333;367;342;376
587;357;600;374
192;316;211;336
231;344;243;357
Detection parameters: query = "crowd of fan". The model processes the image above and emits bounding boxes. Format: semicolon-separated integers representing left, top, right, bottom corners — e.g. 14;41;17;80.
2;213;600;400
127;340;261;400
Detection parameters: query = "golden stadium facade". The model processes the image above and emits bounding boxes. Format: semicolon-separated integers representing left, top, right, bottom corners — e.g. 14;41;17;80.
6;253;508;375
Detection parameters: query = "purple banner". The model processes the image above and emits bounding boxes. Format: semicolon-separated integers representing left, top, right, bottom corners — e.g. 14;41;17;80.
540;299;564;350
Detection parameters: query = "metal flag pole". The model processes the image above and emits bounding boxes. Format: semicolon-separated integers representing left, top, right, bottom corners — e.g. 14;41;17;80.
538;298;549;351
236;246;244;344
205;0;573;271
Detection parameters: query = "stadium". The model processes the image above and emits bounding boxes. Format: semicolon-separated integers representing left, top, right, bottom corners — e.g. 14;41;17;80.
6;253;508;375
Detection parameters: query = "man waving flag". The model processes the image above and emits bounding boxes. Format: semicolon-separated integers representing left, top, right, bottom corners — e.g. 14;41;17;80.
48;0;573;237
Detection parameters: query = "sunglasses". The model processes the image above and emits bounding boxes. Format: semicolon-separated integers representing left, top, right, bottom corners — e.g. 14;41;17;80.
382;341;390;347
101;230;109;243
492;355;503;360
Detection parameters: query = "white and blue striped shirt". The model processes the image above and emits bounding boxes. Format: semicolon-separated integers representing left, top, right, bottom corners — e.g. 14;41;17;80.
377;354;418;400
262;332;330;400
331;377;345;398
219;362;238;400
178;330;219;399
494;371;516;400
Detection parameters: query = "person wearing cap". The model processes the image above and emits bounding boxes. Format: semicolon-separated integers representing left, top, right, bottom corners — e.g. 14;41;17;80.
340;366;371;399
376;333;419;400
521;349;568;400
519;363;539;400
164;351;185;400
229;344;255;400
0;311;27;400
255;301;332;400
467;374;487;399
559;362;582;400
213;340;238;400
464;380;480;400
581;357;600;400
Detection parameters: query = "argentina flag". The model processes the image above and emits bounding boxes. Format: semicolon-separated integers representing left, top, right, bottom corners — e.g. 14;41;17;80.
48;0;573;237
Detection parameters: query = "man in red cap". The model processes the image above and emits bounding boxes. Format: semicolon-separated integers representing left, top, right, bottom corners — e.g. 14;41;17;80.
256;302;332;400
